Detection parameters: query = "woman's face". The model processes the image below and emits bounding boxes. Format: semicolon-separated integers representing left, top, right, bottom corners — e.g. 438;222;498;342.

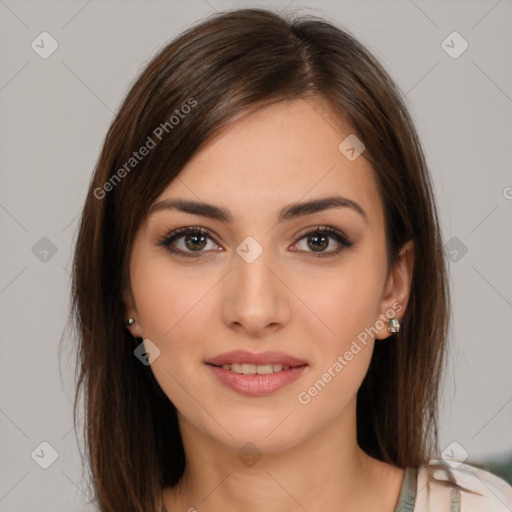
126;97;412;453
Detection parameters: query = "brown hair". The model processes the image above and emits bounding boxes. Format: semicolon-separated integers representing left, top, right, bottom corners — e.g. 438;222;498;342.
69;7;449;511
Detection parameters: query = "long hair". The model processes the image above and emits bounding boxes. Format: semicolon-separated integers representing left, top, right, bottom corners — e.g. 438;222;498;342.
69;8;450;511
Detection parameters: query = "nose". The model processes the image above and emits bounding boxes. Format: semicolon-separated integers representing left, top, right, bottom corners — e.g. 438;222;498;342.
221;249;291;338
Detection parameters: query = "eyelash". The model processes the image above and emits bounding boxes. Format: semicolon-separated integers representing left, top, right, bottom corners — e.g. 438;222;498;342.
158;225;354;259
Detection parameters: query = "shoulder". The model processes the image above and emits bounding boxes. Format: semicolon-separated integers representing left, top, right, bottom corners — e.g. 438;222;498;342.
413;459;512;511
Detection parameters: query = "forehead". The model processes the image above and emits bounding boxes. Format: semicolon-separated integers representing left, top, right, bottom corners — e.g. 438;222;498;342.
155;98;383;227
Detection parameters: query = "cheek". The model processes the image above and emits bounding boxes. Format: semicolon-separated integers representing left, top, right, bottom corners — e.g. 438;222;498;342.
131;263;214;418
130;255;219;382
293;258;385;353
291;268;382;422
131;252;214;342
287;254;386;407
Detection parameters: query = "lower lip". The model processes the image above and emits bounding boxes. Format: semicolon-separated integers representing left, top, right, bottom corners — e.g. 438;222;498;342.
207;364;307;396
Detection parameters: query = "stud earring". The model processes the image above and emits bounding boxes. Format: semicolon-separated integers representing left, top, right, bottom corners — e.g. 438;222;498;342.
388;318;400;332
125;318;135;327
387;318;400;333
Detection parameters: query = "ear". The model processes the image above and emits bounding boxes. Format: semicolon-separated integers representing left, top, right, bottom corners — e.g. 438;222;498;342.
374;239;415;340
123;286;143;338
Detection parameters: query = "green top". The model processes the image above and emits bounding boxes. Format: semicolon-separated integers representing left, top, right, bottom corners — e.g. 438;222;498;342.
394;466;463;512
394;467;417;512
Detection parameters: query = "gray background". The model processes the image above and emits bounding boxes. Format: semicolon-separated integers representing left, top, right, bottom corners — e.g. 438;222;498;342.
0;0;511;510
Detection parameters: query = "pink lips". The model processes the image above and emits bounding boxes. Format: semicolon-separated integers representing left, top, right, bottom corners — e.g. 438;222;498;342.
206;350;307;367
205;350;308;396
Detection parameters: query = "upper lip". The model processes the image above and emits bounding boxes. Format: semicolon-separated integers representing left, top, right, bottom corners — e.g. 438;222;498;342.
206;350;308;367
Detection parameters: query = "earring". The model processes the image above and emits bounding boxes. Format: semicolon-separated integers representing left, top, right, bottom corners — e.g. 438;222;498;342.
125;318;135;327
387;318;400;333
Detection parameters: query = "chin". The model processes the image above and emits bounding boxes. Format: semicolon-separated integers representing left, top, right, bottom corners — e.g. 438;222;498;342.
182;405;316;456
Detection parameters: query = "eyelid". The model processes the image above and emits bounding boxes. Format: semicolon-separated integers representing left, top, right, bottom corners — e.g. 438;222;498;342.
294;225;352;245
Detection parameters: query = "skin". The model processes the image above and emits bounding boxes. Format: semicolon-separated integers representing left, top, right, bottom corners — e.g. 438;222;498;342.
125;97;415;512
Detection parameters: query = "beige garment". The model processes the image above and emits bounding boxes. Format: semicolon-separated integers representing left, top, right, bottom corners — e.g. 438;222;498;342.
408;460;512;511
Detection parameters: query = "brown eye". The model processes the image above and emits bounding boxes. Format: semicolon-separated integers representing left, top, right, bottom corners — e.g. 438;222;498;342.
292;226;354;257
159;227;221;257
307;233;329;252
184;232;207;251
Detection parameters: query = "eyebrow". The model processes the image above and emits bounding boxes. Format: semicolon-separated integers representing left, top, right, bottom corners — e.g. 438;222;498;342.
148;195;368;224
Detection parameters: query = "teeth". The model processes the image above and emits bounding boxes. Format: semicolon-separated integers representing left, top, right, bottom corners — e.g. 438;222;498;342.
241;363;256;374
256;364;274;374
220;363;293;374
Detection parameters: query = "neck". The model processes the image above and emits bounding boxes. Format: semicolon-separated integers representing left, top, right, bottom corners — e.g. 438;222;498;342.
162;400;404;512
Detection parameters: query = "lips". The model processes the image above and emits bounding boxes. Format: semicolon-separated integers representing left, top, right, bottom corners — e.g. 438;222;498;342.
205;350;308;396
205;350;307;368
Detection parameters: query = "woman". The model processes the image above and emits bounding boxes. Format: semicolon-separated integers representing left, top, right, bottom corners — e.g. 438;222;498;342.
71;8;512;512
